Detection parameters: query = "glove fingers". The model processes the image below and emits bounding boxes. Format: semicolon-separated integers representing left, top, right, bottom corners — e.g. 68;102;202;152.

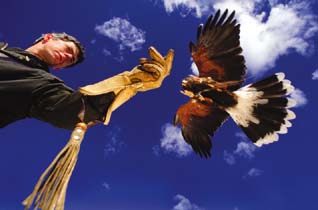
140;61;164;73
148;46;165;66
139;57;148;65
142;63;162;77
142;63;162;72
164;49;174;75
147;60;164;68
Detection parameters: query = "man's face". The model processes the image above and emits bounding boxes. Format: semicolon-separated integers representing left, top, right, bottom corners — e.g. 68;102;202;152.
40;35;79;69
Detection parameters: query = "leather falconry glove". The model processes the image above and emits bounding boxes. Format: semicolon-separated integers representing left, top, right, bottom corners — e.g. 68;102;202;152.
79;46;174;125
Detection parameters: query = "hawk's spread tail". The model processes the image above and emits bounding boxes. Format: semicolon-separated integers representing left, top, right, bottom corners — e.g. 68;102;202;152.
225;73;296;146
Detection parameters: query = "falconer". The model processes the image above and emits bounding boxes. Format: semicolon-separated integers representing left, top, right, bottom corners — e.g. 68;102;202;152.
0;32;174;129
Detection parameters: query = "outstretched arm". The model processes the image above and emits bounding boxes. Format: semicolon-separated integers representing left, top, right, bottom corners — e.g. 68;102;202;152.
79;46;174;125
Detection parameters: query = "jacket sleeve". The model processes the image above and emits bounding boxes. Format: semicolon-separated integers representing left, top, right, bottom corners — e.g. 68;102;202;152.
29;76;115;130
29;79;84;130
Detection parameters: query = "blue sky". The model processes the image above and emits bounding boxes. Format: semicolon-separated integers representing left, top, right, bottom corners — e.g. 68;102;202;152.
1;0;318;209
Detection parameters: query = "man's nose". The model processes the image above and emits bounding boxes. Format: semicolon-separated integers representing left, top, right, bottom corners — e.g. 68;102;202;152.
65;52;72;58
64;53;73;59
64;52;73;62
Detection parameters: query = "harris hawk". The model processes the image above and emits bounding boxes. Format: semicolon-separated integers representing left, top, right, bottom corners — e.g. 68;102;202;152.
174;9;296;158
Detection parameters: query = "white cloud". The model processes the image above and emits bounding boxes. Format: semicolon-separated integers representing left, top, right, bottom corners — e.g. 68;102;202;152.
230;0;318;75
290;88;307;107
173;194;204;210
247;168;263;177
95;17;146;52
312;70;318;80
161;0;318;75
224;150;236;165
190;61;199;76
159;123;193;158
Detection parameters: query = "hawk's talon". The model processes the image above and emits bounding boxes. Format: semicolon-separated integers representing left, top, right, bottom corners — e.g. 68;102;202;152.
198;94;205;102
180;90;194;98
193;93;205;102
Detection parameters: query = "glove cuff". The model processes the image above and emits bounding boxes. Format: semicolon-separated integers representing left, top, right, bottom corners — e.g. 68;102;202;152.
82;92;115;123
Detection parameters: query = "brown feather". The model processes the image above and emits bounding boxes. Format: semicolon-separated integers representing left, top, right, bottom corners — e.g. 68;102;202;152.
192;44;225;79
175;100;229;158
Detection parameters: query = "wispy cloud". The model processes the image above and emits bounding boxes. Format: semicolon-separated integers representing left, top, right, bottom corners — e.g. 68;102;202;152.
234;141;257;159
173;194;204;210
152;145;161;157
247;168;263;177
224;150;236;165
235;132;248;141
162;0;211;18
95;17;146;52
290;88;308;107
102;182;111;191
104;127;125;157
155;123;192;158
233;132;257;159
161;0;318;75
102;48;112;56
224;132;258;164
312;69;318;80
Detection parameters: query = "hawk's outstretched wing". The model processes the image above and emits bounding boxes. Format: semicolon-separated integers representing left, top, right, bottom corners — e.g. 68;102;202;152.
174;100;229;158
190;9;246;90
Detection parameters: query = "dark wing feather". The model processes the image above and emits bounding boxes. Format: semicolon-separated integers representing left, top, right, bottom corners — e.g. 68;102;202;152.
190;9;246;90
175;100;229;158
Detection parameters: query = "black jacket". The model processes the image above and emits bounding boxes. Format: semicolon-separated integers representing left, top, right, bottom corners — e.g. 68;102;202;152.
0;42;114;130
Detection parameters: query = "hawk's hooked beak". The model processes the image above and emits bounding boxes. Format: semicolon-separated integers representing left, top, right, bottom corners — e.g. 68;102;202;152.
208;84;215;88
182;78;188;86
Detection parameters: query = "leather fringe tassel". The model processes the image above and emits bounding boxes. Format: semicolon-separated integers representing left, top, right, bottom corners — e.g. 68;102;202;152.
22;122;88;210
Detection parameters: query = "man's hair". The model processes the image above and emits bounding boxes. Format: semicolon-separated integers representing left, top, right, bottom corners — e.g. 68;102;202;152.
34;32;85;67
